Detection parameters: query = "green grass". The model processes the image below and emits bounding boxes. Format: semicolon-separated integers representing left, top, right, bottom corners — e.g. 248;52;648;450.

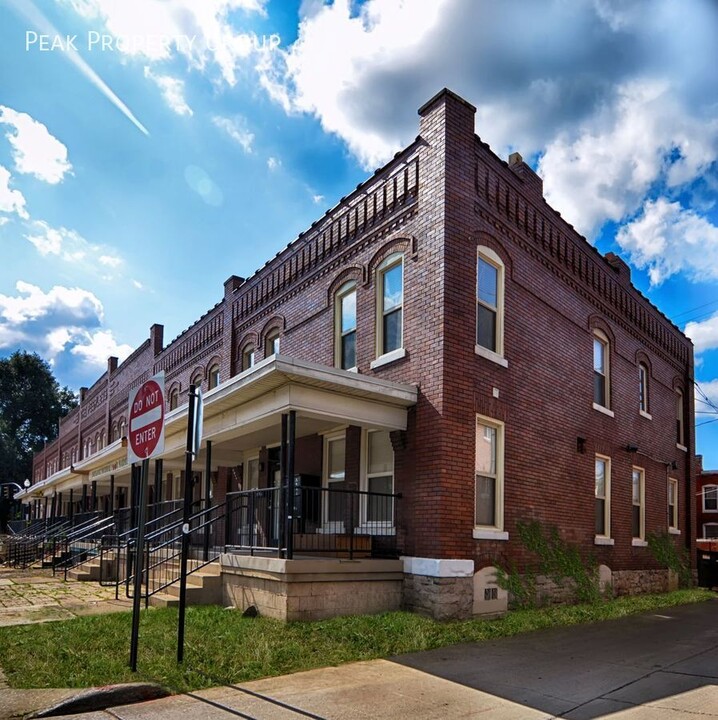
0;589;713;693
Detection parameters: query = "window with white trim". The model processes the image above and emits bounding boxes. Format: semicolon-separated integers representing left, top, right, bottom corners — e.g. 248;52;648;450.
639;363;649;414
335;282;357;370
668;477;678;530
703;523;718;539
476;248;504;356
377;254;403;356
595;455;611;537
364;430;394;523
265;331;280;357
704;485;718;512
169;389;179;410
208;364;220;390
242;345;255;371
632;467;645;540
676;390;685;446
593;331;610;409
245;457;259;491
475;416;504;530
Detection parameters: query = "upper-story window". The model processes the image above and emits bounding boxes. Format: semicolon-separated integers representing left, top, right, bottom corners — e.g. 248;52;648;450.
377;254;403;356
169;388;179;410
119;419;126;438
476;248;505;361
191;373;203;390
703;485;718;512
593;330;610;410
265;331;280;357
208;364;220;390
676;389;685;448
242;345;255;372
638;363;649;415
335;282;357;370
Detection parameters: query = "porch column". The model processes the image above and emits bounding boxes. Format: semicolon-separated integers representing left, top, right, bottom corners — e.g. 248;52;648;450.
91;481;97;512
281;413;288;557
154;459;163;516
57;492;63;519
69;489;74;522
43;496;48;520
286;410;296;559
203;442;212;561
81;484;88;513
109;475;115;515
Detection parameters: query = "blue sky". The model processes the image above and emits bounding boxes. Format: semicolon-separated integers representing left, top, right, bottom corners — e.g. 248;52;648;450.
1;0;718;465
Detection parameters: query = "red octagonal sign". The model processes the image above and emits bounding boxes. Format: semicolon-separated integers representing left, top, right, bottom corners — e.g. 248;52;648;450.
127;372;165;463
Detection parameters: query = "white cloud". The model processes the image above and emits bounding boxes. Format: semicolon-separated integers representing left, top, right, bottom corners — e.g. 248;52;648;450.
132;279;143;289
539;81;718;237
312;194;324;204
0;280;131;368
143;66;193;116
24;220;124;275
267;156;280;170
0;106;72;184
616;198;718;286
98;254;122;268
62;0;267;86
686;314;718;354
70;329;133;368
0;280;103;326
0;165;28;219
695;379;718;414
212;115;254;152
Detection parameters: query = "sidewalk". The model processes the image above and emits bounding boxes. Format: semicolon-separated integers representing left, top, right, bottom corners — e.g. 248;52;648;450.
17;598;718;720
0;567;131;627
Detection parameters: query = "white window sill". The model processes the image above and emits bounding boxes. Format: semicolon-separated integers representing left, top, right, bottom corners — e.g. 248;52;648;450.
473;528;509;541
632;538;648;547
703;509;718;514
474;345;508;368
370;347;406;370
669;527;681;535
593;403;615;418
639;410;653;420
594;536;615;546
354;524;395;536
676;443;687;453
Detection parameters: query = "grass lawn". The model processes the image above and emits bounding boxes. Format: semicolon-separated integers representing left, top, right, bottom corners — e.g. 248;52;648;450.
0;588;713;693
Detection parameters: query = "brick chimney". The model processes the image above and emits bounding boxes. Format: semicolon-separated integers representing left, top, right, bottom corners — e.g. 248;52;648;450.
508;151;544;200
604;252;632;287
224;275;245;298
107;356;118;374
150;324;164;356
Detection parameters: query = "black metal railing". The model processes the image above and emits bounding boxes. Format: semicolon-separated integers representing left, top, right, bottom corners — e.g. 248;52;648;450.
224;484;400;560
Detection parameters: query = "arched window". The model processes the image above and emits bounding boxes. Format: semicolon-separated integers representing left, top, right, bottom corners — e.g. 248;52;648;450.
265;330;280;357
208;364;220;390
111;423;118;442
676;389;685;448
335;281;357;370
593;330;611;410
191;373;203;390
638;362;650;416
169;388;179;410
100;430;106;449
476;247;505;363
119;419;126;439
242;345;255;372
376;253;403;357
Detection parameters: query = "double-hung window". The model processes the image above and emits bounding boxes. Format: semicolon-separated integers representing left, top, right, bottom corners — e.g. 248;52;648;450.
668;478;679;531
266;331;280;357
242;345;255;371
365;430;394;523
632;467;645;541
593;331;610;410
208;365;220;390
336;282;357;370
704;485;718;513
377;255;403;356
475;416;504;532
639;363;650;416
595;455;611;540
476;247;506;365
676;390;685;448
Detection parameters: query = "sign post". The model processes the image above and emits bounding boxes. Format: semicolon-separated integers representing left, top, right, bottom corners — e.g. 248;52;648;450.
127;372;165;672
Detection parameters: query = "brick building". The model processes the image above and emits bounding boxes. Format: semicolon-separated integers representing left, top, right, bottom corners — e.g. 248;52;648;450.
21;89;696;618
696;456;718;540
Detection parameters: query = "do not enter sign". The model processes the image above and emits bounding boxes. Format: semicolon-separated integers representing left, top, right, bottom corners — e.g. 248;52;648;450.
127;372;165;463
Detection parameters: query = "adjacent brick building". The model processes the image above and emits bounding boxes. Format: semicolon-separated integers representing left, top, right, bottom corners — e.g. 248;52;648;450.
696;456;718;540
24;89;696;618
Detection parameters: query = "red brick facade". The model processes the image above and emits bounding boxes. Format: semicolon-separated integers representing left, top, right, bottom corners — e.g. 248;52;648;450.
31;89;695;584
696;457;718;540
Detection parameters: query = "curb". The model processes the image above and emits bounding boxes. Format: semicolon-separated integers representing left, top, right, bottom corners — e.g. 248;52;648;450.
28;683;170;718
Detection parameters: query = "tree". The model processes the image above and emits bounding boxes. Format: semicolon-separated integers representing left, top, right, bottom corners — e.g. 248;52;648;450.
0;351;78;486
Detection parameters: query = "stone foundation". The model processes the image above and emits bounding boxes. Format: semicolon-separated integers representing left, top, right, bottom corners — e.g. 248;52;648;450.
221;554;403;621
611;569;672;596
402;573;474;619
